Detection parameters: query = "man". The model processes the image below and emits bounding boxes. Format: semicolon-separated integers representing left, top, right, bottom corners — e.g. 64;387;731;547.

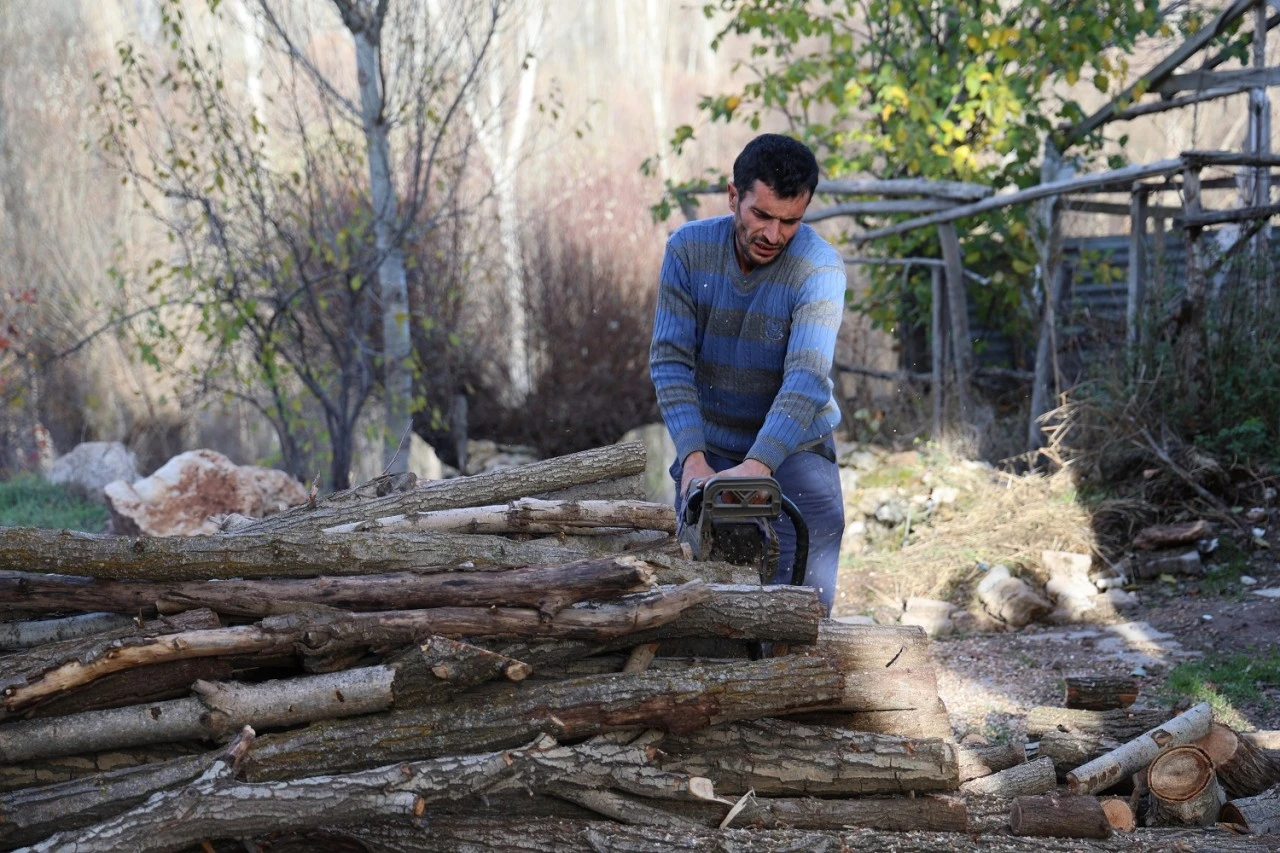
650;133;847;614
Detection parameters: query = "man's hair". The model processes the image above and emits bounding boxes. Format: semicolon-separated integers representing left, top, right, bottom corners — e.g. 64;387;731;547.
732;134;819;200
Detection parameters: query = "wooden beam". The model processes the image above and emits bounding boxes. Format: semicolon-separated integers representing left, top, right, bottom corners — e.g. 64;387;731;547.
1204;10;1280;70
1155;66;1280;97
1110;86;1253;123
841;256;991;284
1183;150;1280;168
1180;201;1280;227
855;159;1185;242
681;177;992;201
805;199;956;223
1127;190;1148;350
1059;0;1258;148
1061;200;1183;218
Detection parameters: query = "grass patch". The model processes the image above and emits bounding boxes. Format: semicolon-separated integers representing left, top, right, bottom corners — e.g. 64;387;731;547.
0;474;110;532
1159;650;1280;730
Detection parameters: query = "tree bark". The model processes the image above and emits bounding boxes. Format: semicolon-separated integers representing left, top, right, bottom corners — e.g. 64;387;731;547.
0;744;203;793
1195;722;1280;798
1067;702;1214;795
0;608;221;694
327;819;1280;853
960;756;1056;797
1221;783;1280;835
654;718;958;795
22;657;237;721
0;527;604;582
1025;706;1170;739
958;742;1028;783
1147;744;1225;826
2;583;713;714
229;441;648;535
323;498;676;535
538;473;647;502
1010;794;1112;839
241;656;849;782
1064;675;1140;711
24;732;717;853
1039;729;1122;778
790;700;954;740
0;613;134;649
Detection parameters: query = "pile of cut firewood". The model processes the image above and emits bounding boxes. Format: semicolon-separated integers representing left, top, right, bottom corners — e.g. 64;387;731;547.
0;442;954;852
0;441;1276;851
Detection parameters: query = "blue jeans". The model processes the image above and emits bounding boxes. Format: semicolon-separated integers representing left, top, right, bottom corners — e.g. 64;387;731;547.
671;438;844;615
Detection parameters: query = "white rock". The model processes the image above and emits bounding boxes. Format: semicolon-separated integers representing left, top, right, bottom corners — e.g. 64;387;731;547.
47;441;139;504
930;485;960;505
1253;587;1280;599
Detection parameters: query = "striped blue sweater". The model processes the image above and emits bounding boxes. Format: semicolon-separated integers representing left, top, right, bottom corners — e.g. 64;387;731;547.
650;215;846;472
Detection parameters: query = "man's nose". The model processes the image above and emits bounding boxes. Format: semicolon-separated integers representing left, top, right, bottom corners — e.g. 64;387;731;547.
763;220;781;243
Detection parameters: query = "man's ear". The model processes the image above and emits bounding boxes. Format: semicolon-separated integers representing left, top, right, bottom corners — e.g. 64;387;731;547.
727;182;738;214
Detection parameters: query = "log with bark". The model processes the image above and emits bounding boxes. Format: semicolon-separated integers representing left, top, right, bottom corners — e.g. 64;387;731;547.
1025;706;1170;739
1195;721;1280;798
1146;744;1225;826
959;756;1057;797
229;441;648;536
0;613;134;649
0;556;658;618
0;528;604;582
1;583;716;715
1039;729;1122;779
1101;796;1137;832
1220;783;1280;835
322;498;676;536
957;741;1027;783
1009;794;1112;839
1067;702;1214;795
1064;674;1140;711
653;718;959;795
0;637;534;762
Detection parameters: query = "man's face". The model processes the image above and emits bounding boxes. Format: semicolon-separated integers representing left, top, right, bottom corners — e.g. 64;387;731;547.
728;180;811;271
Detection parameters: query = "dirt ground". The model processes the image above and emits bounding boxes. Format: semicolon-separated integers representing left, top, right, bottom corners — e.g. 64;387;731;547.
829;442;1280;742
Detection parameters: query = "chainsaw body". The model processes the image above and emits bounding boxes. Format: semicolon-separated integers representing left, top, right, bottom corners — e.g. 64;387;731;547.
678;475;808;586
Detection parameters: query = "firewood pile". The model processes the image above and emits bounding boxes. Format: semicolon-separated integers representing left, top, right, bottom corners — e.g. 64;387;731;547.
0;440;1275;851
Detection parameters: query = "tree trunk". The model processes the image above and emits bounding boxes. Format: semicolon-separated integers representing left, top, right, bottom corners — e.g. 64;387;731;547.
1025;706;1170;739
1195;722;1280;798
241;656;849;782
229;441;647;536
1147;745;1224;826
1010;794;1112;839
322;498;676;535
1067;702;1214;795
0;613;134;649
1064;675;1140;711
960;756;1056;797
938;221;973;425
0;556;656;618
2;583;714;714
654;718;958;795
958;742;1028;783
0;744;204;794
1221;784;1280;835
22;657;237;721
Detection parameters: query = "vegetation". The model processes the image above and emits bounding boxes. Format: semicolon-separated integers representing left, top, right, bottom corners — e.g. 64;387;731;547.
0;475;110;532
1161;650;1280;730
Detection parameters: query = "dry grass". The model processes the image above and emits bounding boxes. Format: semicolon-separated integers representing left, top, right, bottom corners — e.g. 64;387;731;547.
836;450;1095;613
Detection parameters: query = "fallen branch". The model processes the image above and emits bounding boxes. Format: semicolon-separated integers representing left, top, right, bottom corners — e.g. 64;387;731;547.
1067;702;1214;795
323;498;676;535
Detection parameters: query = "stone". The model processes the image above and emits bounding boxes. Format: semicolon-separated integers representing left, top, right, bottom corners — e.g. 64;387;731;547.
47;441;139;504
1134;549;1204;579
464;440;538;475
930;485;960;505
408;434;444;481
899;597;956;638
104;449;306;536
618;424;676;505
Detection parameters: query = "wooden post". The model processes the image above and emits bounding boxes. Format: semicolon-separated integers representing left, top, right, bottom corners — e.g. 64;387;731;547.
930;265;946;436
1028;142;1069;455
937;223;973;427
1126;187;1149;351
1250;0;1272;261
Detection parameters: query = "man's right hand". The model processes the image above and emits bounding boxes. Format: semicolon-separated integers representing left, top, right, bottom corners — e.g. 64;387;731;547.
679;451;717;498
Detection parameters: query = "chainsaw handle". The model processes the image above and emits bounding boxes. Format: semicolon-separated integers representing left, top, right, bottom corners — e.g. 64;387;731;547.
780;495;808;587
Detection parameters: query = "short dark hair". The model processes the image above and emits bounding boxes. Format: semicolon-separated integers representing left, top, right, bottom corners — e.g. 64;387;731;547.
732;134;819;200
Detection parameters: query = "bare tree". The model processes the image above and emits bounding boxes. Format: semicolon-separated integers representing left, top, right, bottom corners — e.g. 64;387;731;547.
95;0;509;487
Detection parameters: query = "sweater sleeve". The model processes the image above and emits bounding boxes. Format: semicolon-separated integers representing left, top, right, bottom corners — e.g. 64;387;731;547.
649;240;707;464
745;263;847;471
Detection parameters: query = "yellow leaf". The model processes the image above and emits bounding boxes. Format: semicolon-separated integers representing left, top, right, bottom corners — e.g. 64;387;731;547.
881;104;894;121
966;34;983;52
725;95;741;111
1094;73;1110;93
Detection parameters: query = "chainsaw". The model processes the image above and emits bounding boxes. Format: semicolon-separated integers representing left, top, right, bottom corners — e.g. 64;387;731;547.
678;475;809;586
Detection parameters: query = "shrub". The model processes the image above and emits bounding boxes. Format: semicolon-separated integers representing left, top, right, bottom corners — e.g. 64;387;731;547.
0;474;110;531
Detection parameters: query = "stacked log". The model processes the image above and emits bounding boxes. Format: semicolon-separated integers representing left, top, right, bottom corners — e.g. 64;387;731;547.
0;441;968;851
